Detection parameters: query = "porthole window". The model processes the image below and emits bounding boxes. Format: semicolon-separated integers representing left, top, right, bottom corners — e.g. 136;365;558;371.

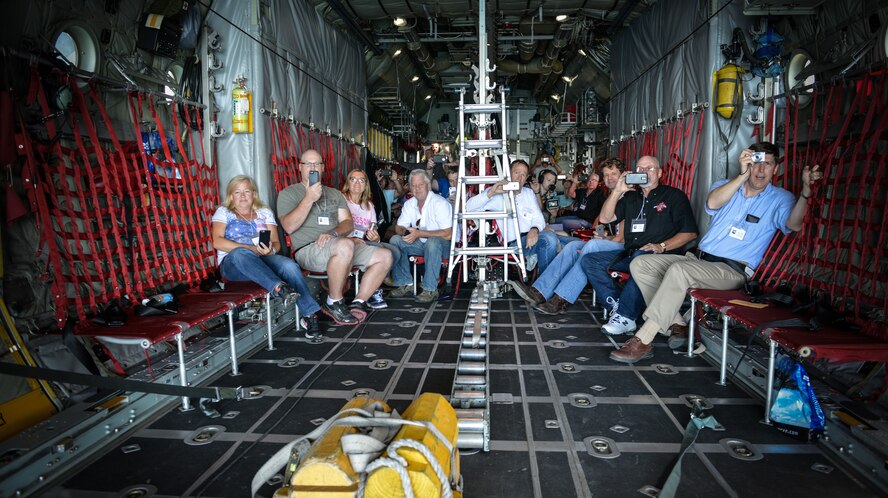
53;23;99;74
786;50;815;109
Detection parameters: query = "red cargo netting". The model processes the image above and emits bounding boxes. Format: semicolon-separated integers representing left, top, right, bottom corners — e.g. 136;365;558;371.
269;116;362;193
755;70;888;331
616;111;705;199
22;67;217;325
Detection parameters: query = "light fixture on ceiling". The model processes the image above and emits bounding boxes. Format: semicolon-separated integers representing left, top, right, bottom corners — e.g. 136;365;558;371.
555;14;568;22
393;48;402;57
562;75;577;84
411;75;420;82
394;17;407;27
551;94;560;101
425;94;432;100
577;48;587;57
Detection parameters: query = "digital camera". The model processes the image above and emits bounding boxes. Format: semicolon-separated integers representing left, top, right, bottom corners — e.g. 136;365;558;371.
751;152;766;163
625;172;648;185
379;169;392;177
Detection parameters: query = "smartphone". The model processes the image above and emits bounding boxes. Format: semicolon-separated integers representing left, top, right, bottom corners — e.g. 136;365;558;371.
309;170;319;185
625;172;648;185
751;152;766;163
595;224;606;238
556;174;567;180
258;229;271;247
379;169;392;177
503;181;520;191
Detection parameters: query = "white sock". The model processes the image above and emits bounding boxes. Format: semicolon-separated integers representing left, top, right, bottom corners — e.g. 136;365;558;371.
326;296;339;305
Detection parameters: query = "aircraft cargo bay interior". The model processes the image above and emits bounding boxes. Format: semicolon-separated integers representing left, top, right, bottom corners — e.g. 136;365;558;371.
0;1;886;497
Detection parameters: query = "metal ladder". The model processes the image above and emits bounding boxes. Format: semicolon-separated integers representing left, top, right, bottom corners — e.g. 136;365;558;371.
447;2;524;452
445;89;526;287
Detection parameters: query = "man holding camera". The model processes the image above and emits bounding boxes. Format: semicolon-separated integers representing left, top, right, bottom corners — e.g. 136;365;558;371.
610;143;822;363
277;149;393;324
388;169;453;303
511;158;626;314
580;156;698;335
466;159;559;275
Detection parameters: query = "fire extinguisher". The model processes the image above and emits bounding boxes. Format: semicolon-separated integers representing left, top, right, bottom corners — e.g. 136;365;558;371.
712;63;746;119
232;75;253;133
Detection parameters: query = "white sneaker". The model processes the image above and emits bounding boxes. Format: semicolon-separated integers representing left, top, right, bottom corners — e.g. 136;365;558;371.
602;311;637;336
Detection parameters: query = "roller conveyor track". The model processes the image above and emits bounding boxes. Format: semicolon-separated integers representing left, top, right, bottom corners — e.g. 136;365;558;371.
451;284;493;450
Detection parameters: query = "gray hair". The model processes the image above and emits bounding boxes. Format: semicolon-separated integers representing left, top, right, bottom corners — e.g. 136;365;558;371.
408;168;432;186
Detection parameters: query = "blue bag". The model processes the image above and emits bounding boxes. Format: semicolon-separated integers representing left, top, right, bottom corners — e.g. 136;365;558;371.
769;358;825;441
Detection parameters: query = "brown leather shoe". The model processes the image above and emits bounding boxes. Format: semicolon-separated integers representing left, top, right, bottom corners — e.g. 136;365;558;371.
610;336;653;363
667;324;689;350
512;280;545;306
533;294;568;315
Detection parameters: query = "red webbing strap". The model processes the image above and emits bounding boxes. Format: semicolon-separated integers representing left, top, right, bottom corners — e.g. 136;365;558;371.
31;70;94;320
686;111;705;196
170;100;214;283
822;79;866;301
128;93;171;287
89;84;138;297
148;95;200;288
269;116;282;193
68;79;128;303
61;91;107;309
17;95;68;324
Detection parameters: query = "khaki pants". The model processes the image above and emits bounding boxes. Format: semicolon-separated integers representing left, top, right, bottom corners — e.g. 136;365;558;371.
630;254;746;343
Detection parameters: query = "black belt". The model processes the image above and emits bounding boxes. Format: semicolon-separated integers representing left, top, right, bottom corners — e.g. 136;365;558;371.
697;250;747;276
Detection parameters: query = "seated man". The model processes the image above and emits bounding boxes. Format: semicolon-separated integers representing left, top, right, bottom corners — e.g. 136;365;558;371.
388;170;453;303
555;171;605;231
277;149;393;324
580;155;698;334
610;143;822;363
465;159;559;277
511;159;626;314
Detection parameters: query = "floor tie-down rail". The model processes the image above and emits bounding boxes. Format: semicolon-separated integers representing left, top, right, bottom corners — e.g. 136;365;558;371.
450;283;494;450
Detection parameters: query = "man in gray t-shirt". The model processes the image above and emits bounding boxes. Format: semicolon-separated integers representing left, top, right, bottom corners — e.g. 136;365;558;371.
277;149;392;324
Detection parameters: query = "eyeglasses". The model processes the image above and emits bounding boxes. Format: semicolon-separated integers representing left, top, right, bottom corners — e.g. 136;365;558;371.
637;166;659;172
302;161;324;167
348;177;367;183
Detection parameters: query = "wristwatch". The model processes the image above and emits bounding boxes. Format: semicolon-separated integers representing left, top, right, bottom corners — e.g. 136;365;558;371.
659;242;667;251
328;230;338;237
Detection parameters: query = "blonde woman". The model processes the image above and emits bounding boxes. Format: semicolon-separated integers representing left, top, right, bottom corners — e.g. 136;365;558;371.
341;169;399;308
212;175;321;337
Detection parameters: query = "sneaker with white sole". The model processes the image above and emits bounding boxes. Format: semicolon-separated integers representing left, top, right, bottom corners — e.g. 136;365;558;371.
299;314;322;340
367;289;388;309
602;311;637;335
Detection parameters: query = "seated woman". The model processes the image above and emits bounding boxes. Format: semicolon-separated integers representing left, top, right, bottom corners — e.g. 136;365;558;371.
342;169;400;300
212;175;321;338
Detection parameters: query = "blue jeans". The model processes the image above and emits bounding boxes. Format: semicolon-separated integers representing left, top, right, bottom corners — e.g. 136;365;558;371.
555;215;593;231
515;229;559;274
219;247;321;316
580;249;648;320
533;239;624;303
390;235;448;292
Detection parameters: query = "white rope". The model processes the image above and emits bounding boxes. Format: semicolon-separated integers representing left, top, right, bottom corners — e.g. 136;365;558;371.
387;439;453;498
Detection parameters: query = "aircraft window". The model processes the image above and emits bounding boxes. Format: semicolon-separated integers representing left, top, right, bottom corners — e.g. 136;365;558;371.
55;32;78;67
53;24;99;74
164;63;184;97
786;50;815;109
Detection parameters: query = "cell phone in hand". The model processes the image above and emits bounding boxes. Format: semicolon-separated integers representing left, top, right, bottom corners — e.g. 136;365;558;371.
309;170;319;186
258;229;271;247
595;224;606;238
625;172;648;185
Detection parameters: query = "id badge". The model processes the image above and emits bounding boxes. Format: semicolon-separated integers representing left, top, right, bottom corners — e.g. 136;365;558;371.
578;203;587;210
630;218;646;233
318;216;330;226
729;226;746;240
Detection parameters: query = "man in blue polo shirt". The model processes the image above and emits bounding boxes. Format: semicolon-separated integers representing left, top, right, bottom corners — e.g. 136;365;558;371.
610;142;823;363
